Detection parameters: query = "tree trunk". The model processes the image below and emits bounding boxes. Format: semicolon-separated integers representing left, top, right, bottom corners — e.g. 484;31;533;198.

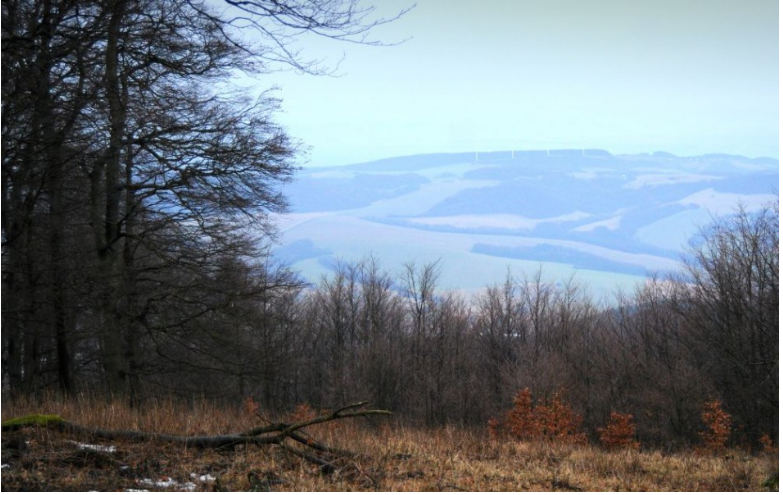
95;0;130;396
122;145;142;405
49;154;73;393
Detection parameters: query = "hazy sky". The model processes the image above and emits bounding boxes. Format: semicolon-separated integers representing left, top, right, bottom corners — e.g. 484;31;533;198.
248;0;778;167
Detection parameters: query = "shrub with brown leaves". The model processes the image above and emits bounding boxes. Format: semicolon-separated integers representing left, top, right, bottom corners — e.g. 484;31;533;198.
490;388;586;444
759;434;777;455
699;398;732;453
598;412;640;450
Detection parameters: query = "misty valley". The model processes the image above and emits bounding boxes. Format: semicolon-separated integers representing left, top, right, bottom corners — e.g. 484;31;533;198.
276;150;777;295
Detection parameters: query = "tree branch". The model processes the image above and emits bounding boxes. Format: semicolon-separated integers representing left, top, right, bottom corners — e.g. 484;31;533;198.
2;403;392;464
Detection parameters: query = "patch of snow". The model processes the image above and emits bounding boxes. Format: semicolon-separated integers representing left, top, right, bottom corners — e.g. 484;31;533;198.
623;173;721;189
272;212;332;233
675;189;777;213
347;178;501;217
137;478;197;491
572;215;623;232
569;171;600;180
1;464;10;470
140;478;176;488
190;473;216;482
569;168;627;181
69;441;117;453
409;212;592;230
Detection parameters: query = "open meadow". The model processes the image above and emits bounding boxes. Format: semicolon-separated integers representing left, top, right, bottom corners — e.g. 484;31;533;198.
1;395;777;492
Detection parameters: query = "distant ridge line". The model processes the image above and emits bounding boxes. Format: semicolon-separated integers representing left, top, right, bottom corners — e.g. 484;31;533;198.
335;149;778;170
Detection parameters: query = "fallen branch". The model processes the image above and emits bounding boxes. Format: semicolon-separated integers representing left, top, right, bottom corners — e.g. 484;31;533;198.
278;442;339;474
2;402;392;467
287;430;355;457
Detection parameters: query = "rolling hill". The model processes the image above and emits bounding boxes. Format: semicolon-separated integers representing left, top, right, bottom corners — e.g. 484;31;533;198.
272;150;778;296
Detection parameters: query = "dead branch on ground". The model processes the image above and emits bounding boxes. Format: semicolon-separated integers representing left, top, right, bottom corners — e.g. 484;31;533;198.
1;401;391;469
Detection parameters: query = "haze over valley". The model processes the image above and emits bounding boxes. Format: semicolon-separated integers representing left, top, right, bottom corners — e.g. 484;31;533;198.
274;150;778;295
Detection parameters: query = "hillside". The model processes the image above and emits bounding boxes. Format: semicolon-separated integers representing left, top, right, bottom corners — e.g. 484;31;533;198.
274;150;778;294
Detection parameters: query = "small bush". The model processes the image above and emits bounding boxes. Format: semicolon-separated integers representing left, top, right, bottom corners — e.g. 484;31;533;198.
699;398;732;453
598;412;640;450
490;388;586;444
244;397;260;417
506;388;536;439
759;434;777;455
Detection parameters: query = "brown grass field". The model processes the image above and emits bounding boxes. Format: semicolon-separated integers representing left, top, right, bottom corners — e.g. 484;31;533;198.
1;395;778;491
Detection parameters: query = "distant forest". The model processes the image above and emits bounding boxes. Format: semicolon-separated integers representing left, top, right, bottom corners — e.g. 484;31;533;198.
2;0;778;449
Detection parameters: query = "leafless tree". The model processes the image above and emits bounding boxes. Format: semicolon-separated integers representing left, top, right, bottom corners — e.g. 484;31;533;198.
675;203;779;440
2;0;407;398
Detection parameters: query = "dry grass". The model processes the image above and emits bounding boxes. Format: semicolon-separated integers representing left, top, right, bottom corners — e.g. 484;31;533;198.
1;395;777;491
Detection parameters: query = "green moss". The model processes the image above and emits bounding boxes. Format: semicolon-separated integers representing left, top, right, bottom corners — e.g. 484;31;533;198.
2;413;65;429
762;472;778;491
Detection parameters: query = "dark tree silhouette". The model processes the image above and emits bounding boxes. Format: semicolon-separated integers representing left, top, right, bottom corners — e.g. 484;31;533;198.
2;0;407;398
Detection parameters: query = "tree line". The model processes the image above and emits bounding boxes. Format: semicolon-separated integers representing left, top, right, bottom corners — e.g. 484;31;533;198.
2;0;778;448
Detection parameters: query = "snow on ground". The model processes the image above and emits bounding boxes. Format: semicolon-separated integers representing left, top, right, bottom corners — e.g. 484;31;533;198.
572;215;623;232
191;473;216;482
137;479;197;492
69;441;117;453
126;473;217;491
623;173;722;189
568;168;616;180
346;178;500;217
409;212;592;230
273;212;332;232
676;188;777;213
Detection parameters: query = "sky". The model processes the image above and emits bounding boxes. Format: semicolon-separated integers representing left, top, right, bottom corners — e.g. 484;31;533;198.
242;0;779;167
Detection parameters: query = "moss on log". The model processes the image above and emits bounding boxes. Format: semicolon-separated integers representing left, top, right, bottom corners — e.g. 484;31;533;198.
2;414;65;430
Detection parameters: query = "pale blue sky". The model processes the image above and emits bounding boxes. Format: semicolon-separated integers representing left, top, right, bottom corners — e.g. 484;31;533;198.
248;0;779;167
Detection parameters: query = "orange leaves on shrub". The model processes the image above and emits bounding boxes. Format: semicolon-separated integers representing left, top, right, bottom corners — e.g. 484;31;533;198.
288;403;319;423
244;397;260;417
699;398;732;452
489;388;586;444
759;434;778;455
507;388;536;439
244;399;321;427
598;412;639;450
533;390;587;444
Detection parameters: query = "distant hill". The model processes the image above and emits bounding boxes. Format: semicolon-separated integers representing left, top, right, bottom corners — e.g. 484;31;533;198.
273;150;779;295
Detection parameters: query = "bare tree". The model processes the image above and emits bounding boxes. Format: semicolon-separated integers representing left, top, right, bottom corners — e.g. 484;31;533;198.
675;203;779;440
2;0;408;398
473;272;524;413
